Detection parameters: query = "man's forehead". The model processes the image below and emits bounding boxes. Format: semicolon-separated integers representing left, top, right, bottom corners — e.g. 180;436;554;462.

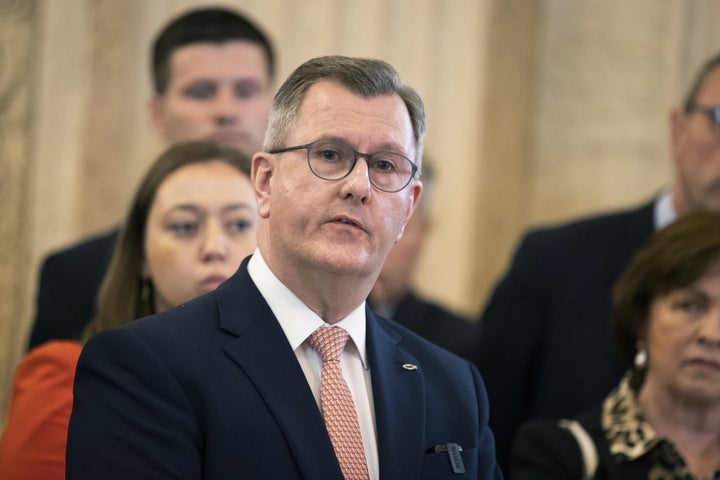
171;39;265;55
294;81;413;141
168;40;269;75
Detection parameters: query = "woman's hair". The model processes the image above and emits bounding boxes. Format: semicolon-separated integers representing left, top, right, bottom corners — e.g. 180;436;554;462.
81;141;251;342
612;211;720;370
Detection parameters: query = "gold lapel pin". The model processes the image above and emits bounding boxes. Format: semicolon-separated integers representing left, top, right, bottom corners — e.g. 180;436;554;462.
402;363;418;371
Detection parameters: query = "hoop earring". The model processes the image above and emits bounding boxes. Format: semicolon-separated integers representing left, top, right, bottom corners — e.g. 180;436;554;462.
634;342;647;369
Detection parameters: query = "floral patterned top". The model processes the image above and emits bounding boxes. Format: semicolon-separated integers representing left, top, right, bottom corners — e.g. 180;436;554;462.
602;372;720;480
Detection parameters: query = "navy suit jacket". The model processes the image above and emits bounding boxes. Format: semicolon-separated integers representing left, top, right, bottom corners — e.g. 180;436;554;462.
29;229;118;349
67;257;502;479
474;200;655;471
370;292;477;360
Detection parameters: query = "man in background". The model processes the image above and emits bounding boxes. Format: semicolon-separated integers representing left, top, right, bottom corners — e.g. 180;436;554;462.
28;7;275;349
476;51;720;469
368;160;475;358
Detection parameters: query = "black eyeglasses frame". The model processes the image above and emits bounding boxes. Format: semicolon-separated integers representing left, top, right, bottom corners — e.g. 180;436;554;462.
268;139;418;193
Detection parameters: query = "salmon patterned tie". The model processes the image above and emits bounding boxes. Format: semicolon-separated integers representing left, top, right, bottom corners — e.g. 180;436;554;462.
309;326;369;480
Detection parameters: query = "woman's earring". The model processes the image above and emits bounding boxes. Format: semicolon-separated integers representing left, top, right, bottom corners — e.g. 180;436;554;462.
634;343;647;369
140;279;151;305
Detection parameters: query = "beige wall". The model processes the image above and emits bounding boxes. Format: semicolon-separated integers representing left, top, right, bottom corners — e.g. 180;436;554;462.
2;0;720;425
469;0;720;313
1;0;42;428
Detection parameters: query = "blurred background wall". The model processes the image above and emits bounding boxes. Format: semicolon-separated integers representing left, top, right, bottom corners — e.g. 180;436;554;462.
2;0;720;425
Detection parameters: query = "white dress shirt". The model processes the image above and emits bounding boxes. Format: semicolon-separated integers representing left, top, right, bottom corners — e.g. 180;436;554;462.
653;188;677;231
247;249;379;480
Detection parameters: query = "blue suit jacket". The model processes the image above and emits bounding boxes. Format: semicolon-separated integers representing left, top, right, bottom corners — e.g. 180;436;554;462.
369;292;476;360
67;257;502;479
29;229;118;349
475;200;655;471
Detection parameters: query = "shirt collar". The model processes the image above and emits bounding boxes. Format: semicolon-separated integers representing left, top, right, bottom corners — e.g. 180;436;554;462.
247;249;368;368
603;372;720;477
602;372;662;461
653;188;677;231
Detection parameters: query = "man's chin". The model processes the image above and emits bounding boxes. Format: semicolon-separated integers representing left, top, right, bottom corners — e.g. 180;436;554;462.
210;133;258;155
697;196;720;214
314;248;374;274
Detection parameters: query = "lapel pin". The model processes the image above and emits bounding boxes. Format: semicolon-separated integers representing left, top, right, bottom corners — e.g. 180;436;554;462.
402;363;418;371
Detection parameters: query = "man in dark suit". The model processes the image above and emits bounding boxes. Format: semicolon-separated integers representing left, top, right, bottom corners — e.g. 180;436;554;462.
28;7;275;349
66;56;502;479
476;50;720;470
368;160;476;359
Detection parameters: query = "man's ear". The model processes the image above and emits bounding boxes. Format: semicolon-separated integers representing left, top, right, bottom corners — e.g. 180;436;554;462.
148;95;166;139
669;108;686;166
395;224;407;243
406;180;423;222
396;180;423;242
252;152;274;219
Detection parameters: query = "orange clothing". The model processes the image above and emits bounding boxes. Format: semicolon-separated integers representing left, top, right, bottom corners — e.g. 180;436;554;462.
0;340;82;480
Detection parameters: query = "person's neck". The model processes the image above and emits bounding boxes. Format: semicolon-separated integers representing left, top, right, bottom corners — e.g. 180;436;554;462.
368;281;409;311
639;379;720;477
671;183;693;218
267;254;375;324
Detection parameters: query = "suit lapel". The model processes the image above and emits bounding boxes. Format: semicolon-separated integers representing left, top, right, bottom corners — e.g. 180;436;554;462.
366;309;425;479
215;262;343;480
214;261;426;479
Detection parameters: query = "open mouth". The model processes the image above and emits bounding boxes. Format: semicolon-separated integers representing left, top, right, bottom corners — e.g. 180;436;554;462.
335;217;360;228
211;131;246;145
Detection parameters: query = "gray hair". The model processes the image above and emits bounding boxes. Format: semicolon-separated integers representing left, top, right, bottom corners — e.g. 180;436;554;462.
263;55;425;173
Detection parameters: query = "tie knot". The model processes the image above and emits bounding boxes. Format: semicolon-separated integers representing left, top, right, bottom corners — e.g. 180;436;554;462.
309;326;350;362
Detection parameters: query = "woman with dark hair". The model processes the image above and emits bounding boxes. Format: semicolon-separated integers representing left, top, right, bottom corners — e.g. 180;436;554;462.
511;211;720;479
0;141;257;479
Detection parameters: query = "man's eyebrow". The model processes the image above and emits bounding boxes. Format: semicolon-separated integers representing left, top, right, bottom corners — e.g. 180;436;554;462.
320;136;409;155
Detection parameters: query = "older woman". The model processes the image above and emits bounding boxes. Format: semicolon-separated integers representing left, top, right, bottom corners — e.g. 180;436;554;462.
0;141;257;479
511;211;720;479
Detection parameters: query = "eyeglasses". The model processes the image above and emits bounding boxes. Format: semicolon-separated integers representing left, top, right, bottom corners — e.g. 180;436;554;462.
687;104;720;134
269;138;418;193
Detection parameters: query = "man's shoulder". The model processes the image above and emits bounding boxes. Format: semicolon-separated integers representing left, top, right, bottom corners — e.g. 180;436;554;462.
127;290;221;336
373;312;472;367
42;228;119;266
521;200;654;246
116;270;258;347
399;292;472;327
84;292;225;371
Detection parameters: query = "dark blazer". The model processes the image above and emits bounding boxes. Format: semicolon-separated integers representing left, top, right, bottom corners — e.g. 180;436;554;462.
372;292;477;359
66;257;503;479
510;408;650;480
28;229;118;349
474;200;655;470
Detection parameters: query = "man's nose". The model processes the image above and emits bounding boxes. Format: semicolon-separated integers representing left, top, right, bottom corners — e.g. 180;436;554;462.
213;87;240;123
339;156;372;202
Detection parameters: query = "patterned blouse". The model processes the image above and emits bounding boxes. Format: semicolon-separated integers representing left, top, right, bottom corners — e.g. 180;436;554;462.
602;372;720;480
